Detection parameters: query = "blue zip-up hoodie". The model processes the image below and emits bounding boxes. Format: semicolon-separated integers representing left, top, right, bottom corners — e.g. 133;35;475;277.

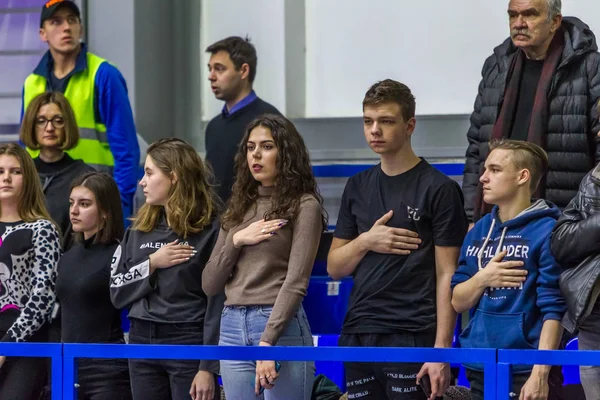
451;199;566;372
21;44;140;222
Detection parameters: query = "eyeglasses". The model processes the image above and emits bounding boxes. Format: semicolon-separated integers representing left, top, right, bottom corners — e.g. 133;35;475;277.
36;116;65;129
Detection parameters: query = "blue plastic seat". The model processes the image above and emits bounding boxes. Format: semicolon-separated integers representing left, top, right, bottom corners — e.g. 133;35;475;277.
303;277;353;335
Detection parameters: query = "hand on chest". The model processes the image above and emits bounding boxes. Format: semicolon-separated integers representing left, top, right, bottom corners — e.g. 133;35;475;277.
358;198;429;236
466;236;532;267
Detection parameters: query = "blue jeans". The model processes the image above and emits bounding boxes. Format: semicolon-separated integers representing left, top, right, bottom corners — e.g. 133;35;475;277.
219;305;315;400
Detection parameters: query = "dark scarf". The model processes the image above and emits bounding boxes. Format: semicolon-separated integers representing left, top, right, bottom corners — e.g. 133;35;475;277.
473;28;565;222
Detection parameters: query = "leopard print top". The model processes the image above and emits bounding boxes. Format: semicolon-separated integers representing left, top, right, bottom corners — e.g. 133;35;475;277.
0;219;61;342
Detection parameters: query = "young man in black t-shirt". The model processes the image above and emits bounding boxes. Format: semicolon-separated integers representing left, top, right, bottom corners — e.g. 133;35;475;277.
328;80;468;400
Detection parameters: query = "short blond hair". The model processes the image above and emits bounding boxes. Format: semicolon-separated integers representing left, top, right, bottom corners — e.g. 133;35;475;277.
20;92;79;151
489;139;549;191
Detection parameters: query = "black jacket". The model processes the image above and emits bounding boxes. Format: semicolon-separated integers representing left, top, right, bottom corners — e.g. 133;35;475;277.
551;164;600;332
463;17;600;221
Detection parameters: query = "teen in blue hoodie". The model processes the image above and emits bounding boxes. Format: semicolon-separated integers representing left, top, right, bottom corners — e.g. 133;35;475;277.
451;140;566;400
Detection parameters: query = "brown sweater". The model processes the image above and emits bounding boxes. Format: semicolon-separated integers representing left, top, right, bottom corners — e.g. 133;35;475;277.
202;186;322;344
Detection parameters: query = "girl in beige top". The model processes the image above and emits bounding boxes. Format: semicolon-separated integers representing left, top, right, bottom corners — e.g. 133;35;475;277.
202;114;325;400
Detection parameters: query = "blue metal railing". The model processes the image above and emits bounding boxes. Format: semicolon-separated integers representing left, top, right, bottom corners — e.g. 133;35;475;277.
312;162;465;178
2;343;599;399
497;349;600;399
62;345;497;400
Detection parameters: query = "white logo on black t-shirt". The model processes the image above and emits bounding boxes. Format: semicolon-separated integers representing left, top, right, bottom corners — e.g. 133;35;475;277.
407;206;420;221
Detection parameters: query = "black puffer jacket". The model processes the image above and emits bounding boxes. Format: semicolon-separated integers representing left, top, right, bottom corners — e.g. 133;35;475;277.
551;164;600;332
463;17;600;222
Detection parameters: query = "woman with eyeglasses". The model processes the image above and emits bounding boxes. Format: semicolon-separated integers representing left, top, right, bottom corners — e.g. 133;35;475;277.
20;92;94;247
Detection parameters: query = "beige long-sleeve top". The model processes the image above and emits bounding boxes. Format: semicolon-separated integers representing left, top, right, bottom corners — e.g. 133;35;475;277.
202;186;322;344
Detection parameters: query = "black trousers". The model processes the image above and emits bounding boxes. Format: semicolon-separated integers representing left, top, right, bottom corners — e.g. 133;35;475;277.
466;367;564;400
339;331;438;400
0;327;49;400
128;319;219;400
76;357;132;400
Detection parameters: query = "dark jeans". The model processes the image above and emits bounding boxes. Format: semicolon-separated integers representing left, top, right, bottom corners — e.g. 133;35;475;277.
128;318;219;400
578;302;600;399
0;354;48;400
77;358;132;400
339;332;436;400
466;367;564;400
0;327;49;400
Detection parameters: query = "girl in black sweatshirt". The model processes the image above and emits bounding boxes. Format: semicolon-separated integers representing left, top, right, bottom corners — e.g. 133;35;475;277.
109;138;223;400
20;91;95;247
0;144;61;400
56;172;132;400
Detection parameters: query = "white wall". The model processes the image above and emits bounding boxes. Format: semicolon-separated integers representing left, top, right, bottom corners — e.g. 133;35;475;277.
306;1;599;117
86;0;136;111
199;0;600;119
305;1;507;116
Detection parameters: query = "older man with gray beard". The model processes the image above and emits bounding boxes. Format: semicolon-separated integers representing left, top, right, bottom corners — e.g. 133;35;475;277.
462;0;600;227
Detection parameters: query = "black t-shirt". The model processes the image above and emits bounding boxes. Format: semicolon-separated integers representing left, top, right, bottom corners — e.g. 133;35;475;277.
334;160;468;334
510;58;544;141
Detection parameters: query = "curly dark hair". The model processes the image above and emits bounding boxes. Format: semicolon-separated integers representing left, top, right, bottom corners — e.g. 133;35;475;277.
221;114;326;231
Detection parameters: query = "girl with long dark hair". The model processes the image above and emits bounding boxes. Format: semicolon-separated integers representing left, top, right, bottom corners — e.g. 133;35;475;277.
56;172;131;399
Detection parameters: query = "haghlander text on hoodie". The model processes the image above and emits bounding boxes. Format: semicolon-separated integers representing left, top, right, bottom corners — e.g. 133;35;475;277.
451;200;566;372
109;215;222;373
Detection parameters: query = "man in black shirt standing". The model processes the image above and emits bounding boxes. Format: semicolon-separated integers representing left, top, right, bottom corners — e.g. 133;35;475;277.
204;36;281;203
328;80;468;400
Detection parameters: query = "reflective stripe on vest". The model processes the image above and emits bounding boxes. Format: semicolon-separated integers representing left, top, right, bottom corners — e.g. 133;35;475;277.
23;52;114;167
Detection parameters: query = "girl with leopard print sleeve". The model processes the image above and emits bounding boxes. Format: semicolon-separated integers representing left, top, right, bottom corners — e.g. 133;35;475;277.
0;144;61;400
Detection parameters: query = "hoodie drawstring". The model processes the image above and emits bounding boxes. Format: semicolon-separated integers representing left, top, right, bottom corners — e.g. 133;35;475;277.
477;219;508;271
